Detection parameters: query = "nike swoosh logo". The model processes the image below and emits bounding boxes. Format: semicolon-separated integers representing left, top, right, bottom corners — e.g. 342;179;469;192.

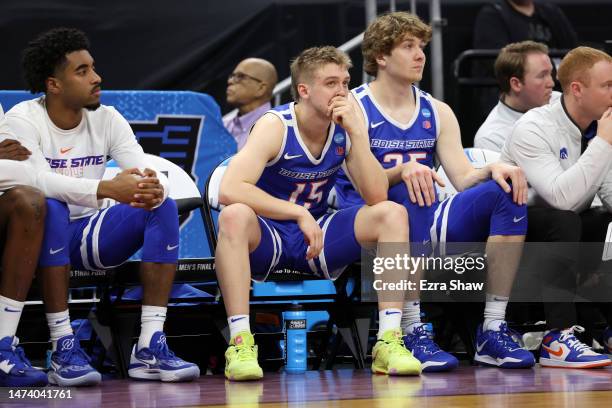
55;317;69;325
4;307;21;313
371;121;385;129
284;153;302;160
385;311;401;315
542;344;564;357
166;244;179;251
60;147;73;154
476;340;488;353
49;247;65;255
231;317;246;323
513;216;526;223
140;357;157;366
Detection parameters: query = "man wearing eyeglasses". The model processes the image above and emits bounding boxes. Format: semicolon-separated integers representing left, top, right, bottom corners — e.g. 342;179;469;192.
224;58;278;151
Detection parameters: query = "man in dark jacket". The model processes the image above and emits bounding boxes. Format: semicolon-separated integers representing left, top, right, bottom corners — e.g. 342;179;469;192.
473;0;577;50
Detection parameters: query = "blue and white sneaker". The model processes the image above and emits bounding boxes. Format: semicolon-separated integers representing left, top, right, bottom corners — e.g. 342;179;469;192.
539;326;611;369
128;332;200;382
474;323;535;368
602;327;612;356
0;336;47;387
48;334;101;386
403;323;459;372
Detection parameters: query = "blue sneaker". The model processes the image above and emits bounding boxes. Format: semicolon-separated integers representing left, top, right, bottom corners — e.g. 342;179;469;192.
128;332;200;382
540;326;611;369
48;334;101;386
602;327;612;356
474;323;535;368
0;336;47;387
403;324;458;372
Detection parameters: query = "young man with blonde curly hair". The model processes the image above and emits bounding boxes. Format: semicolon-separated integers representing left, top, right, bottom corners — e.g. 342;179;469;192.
336;12;534;370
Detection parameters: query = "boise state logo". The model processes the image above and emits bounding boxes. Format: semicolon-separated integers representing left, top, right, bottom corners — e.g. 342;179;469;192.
560;147;568;159
421;108;432;118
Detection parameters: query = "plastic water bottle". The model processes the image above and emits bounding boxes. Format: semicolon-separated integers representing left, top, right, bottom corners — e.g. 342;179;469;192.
284;302;307;373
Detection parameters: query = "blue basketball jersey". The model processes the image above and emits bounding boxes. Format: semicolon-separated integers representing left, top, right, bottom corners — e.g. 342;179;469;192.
336;83;440;208
256;102;349;218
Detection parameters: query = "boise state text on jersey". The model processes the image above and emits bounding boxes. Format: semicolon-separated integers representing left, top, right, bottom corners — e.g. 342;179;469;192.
335;83;439;207
256;102;349;218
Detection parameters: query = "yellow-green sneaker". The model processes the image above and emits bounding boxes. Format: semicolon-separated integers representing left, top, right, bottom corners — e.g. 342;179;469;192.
225;331;263;381
371;329;421;376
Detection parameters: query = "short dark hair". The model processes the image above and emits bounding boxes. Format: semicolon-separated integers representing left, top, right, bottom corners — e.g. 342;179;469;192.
22;27;90;94
494;41;549;94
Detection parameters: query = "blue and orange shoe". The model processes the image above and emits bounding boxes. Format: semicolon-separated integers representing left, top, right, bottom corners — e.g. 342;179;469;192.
128;332;200;382
474;323;535;368
0;336;47;387
48;334;101;386
539;326;611;369
403;324;458;372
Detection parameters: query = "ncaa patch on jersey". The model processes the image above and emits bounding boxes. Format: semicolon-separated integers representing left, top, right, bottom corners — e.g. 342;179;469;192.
333;132;345;144
421;108;431;118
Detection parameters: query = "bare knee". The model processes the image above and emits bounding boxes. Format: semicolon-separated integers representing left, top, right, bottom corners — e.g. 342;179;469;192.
218;203;258;241
4;186;46;223
371;201;409;236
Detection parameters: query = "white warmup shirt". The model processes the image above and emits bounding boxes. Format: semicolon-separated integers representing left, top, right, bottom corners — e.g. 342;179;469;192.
0;97;169;219
501;96;612;213
474;92;561;152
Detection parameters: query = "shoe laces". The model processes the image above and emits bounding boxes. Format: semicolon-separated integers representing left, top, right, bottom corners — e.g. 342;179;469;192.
406;325;440;354
233;343;257;362
381;332;412;357
490;323;522;353
559;326;590;353
55;343;91;367
150;337;177;361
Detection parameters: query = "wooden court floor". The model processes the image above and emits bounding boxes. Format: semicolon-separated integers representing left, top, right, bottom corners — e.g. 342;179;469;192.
1;365;611;407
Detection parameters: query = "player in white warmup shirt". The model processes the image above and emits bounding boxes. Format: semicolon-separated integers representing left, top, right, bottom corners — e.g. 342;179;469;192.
0;28;199;386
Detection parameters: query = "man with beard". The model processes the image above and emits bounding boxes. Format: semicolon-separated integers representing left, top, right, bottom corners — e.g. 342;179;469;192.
0;28;199;385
